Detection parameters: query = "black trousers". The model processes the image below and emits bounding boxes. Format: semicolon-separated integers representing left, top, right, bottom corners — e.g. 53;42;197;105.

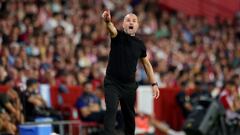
82;111;105;123
103;76;138;135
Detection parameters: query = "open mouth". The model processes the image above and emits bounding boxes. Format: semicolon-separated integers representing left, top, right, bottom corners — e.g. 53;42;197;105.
129;26;133;29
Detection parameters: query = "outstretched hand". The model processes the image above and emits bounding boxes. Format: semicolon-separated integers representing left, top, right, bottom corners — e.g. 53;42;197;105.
102;10;111;22
152;85;160;99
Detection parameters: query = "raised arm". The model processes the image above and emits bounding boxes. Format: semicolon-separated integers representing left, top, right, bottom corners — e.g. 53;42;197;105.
141;57;160;99
102;10;118;38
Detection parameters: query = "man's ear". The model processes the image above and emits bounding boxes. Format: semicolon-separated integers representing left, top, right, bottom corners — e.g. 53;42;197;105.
122;20;125;29
137;19;141;27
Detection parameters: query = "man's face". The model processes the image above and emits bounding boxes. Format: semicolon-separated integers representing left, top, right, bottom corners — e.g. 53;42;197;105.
33;83;38;90
28;83;38;92
84;83;93;93
122;14;139;36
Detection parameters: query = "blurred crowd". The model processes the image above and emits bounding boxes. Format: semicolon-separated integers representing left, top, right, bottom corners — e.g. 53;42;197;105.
0;0;240;134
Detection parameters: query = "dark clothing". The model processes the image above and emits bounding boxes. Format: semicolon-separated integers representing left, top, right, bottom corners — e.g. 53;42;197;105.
22;90;62;121
176;90;212;118
0;93;9;108
0;93;10;114
76;92;103;122
82;111;105;123
190;91;212;107
76;92;101;109
106;30;147;83
104;75;138;135
176;91;191;118
0;105;5;114
76;92;124;130
104;30;146;135
22;90;38;117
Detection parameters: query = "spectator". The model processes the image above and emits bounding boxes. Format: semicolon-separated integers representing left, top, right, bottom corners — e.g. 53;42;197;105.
220;80;240;123
0;106;17;135
0;92;23;125
76;81;124;133
220;81;238;111
177;80;212;118
176;81;194;118
3;75;25;124
75;81;104;123
0;66;7;84
21;78;62;121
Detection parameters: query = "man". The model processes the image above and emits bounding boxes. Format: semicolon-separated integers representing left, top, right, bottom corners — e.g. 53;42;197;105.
22;78;61;121
176;81;193;118
22;78;48;121
0;90;23;124
3;75;25;124
102;10;160;135
76;81;124;133
219;80;240;123
76;81;104;122
0;105;17;135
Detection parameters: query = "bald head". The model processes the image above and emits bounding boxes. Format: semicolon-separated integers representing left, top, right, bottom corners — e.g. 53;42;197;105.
122;13;139;36
124;13;138;22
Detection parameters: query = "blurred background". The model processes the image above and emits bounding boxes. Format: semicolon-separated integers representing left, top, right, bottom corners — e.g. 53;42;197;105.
0;0;240;135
